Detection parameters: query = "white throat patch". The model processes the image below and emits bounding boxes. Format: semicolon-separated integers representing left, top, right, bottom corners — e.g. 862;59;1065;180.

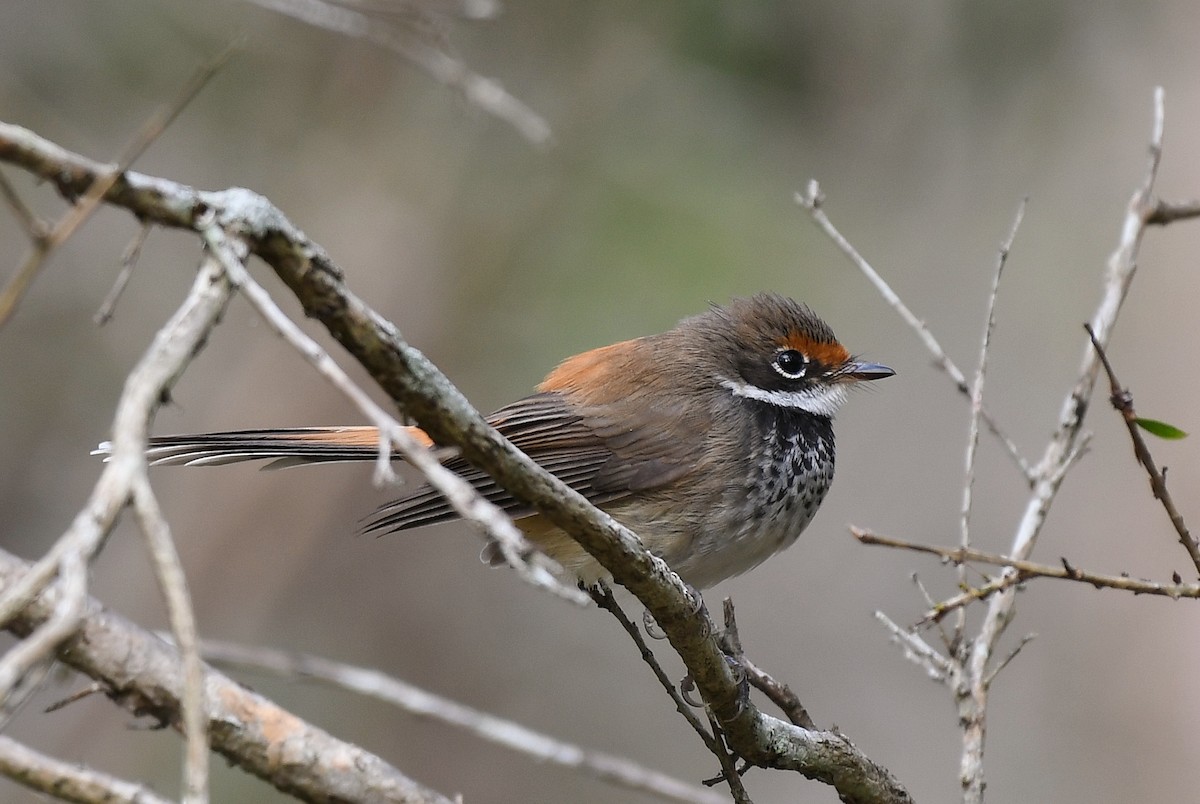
719;377;848;418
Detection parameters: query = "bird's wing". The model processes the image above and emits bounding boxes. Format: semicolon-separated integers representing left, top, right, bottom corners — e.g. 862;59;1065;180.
364;390;706;533
130;337;709;533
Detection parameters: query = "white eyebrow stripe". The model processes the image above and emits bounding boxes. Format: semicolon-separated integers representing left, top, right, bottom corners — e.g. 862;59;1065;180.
719;378;848;418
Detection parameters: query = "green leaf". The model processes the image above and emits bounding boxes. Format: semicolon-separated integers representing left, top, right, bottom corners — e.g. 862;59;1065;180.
1134;418;1189;440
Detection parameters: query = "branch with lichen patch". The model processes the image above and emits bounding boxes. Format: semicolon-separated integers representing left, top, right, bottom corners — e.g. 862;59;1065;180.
0;119;912;804
0;548;453;803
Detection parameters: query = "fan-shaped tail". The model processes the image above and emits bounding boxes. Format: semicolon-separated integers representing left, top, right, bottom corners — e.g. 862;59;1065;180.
95;426;413;469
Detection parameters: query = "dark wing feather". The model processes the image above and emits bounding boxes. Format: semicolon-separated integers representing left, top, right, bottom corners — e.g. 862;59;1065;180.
365;391;706;534
133;384;707;534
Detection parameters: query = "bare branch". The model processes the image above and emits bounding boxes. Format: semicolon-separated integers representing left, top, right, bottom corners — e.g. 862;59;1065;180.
835;88;1183;802
247;0;552;144
0;256;232;708
199;637;726;804
0;120;912;804
198;219;587;605
797;181;1034;482
131;474;208;803
957;198;1025;639
0;42;233;329
1085;323;1200;576
0;735;173;804
95;223;151;325
855;527;1200;621
0;548;454;803
0;250;232;802
950;88;1169;802
1144;198;1200;225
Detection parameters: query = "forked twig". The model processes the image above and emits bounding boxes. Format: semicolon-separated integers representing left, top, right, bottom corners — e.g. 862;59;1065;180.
199;219;587;605
721;599;815;730
0;257;232;804
845;87;1183;804
797;182;1034;482
198;636;725;804
247;0;551;144
855;528;1200;623
0;42;235;329
588;585;715;746
0;118;915;804
1085;323;1200;576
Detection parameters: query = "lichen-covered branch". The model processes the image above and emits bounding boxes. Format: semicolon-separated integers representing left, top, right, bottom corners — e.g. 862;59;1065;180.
0;119;912;803
0;548;453;804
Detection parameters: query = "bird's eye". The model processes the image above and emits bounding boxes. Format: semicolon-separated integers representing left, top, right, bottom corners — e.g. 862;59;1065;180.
772;349;808;379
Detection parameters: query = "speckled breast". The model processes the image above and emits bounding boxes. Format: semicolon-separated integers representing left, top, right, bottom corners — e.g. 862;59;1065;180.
725;405;837;577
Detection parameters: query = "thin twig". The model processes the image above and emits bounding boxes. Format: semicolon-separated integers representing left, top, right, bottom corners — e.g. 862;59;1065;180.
95;223;150;325
588;585;715;746
131;475;207;803
0;41;234;328
247;0;551;144
872;611;952;684
1084;323;1200;576
199;636;727;804
199;220;587;605
957;198;1026;641
722;599;815;729
954;87;1168;804
43;682;106;714
797;181;1034;482
854;528;1200;617
0;170;44;238
1144;198;1200;225
911;572;956;654
984;634;1035;688
703;712;754;803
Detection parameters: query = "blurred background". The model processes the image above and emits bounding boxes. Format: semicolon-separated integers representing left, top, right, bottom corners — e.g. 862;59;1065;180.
2;1;1199;801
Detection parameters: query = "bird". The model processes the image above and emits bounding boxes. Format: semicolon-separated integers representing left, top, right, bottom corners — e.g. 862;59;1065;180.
135;293;893;589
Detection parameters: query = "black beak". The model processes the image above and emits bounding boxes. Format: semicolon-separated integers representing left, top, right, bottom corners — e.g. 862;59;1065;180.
841;361;895;383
